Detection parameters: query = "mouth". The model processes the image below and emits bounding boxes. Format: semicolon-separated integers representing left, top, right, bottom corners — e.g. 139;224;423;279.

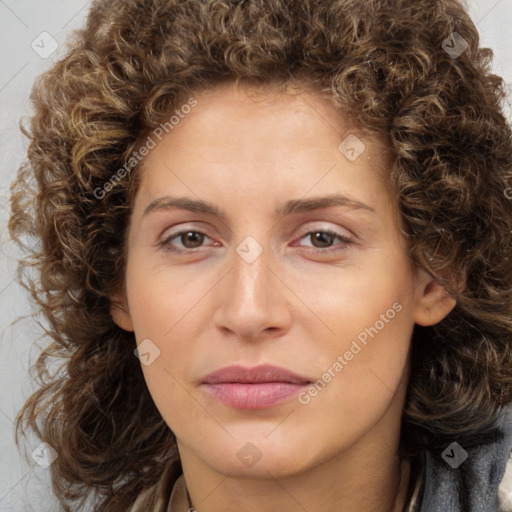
201;364;312;409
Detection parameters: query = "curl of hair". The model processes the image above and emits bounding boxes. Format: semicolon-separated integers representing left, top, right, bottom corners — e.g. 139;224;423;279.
9;0;512;510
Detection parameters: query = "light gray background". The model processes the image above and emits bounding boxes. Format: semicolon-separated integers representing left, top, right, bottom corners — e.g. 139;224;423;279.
1;1;511;510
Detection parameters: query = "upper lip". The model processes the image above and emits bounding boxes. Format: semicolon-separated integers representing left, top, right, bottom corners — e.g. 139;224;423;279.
202;364;311;384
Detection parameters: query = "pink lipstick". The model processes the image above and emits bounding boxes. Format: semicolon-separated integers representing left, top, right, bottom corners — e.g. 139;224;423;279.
201;364;311;409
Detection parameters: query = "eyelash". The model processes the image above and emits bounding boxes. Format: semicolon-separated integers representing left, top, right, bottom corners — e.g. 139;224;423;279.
159;228;354;255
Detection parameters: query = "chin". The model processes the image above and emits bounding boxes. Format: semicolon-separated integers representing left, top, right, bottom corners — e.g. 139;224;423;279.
190;433;321;479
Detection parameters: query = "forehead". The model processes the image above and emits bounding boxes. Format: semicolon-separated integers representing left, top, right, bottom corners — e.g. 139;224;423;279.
136;80;396;214
143;80;391;171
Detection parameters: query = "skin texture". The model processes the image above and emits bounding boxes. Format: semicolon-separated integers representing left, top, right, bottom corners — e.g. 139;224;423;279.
111;81;456;512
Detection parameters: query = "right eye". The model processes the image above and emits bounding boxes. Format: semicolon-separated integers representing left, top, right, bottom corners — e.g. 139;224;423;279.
159;229;220;254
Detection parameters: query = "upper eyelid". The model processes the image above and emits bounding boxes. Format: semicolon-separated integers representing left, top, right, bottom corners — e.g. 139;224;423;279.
295;224;354;238
160;223;215;240
160;222;353;237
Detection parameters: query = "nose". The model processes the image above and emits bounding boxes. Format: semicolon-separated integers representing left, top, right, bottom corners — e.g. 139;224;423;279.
213;237;293;342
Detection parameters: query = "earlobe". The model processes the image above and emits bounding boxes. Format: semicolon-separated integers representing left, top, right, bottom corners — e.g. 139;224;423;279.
413;271;458;327
110;295;134;332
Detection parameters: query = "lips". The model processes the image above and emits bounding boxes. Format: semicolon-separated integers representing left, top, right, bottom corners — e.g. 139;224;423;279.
201;364;311;409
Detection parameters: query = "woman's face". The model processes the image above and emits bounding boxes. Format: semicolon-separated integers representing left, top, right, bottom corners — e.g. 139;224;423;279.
112;81;454;478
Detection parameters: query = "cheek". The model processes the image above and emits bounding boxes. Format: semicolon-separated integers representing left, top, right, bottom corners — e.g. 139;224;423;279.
124;252;209;339
296;253;414;352
298;258;415;412
290;295;412;457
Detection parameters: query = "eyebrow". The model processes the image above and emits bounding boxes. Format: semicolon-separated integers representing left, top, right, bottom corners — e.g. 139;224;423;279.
142;194;376;220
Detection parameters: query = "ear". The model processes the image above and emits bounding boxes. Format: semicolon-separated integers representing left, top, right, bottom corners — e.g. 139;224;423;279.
413;268;461;327
110;293;134;332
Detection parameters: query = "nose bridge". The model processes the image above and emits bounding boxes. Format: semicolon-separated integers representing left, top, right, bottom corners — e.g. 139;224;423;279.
231;235;273;314
214;234;289;339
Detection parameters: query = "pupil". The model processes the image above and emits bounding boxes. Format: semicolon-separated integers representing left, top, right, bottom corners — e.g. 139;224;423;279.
313;232;333;248
183;232;203;248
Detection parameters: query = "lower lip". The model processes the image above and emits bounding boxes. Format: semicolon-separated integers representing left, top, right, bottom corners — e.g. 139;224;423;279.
202;382;309;409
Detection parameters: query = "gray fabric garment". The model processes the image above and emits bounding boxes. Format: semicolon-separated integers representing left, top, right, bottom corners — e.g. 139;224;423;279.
420;405;512;511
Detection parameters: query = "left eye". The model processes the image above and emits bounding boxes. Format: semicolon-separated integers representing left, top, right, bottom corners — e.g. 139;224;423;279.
294;229;353;253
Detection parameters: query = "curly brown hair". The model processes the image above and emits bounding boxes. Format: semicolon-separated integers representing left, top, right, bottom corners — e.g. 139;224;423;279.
8;0;512;510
